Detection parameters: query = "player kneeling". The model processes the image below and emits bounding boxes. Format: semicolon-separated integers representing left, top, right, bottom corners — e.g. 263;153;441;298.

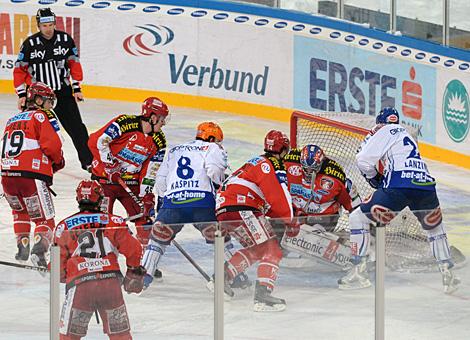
54;180;146;339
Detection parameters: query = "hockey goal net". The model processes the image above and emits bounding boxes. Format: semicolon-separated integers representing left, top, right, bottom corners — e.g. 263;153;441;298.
290;111;465;272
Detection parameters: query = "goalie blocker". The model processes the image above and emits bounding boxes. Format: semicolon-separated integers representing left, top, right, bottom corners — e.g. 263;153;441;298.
281;224;352;268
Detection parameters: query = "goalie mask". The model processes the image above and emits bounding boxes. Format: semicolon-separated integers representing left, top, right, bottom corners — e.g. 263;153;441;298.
300;144;325;179
264;130;290;155
196;122;224;143
76;180;104;208
26;82;56;109
376;107;399;125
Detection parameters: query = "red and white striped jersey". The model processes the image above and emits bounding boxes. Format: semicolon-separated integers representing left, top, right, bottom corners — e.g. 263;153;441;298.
1;109;64;184
54;211;142;285
216;155;293;220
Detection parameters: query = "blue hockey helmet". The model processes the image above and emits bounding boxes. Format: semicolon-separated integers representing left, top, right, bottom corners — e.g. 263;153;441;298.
300;144;325;177
376;107;399;124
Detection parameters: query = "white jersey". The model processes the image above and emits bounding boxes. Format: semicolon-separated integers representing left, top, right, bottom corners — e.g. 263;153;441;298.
156;139;228;208
357;124;435;190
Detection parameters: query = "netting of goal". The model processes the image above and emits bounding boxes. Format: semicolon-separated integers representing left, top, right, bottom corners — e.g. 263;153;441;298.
290;111;465;273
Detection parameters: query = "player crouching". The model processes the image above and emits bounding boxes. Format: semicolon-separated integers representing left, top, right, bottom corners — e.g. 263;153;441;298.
54;180;146;339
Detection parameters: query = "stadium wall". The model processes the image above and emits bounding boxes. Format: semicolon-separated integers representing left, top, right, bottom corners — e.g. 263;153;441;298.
1;0;469;168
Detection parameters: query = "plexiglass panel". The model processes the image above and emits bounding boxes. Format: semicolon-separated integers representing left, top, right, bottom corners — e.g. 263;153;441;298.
396;0;443;44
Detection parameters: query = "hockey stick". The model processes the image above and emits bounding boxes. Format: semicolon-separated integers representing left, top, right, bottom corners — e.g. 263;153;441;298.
125;212;144;222
116;178;144;212
116;179;212;282
172;239;211;282
0;260;49;273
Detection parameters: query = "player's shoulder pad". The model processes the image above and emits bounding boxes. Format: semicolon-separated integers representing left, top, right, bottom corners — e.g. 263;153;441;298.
115;114;141;133
33;111;46;123
284;148;301;163
54;221;66;238
152;131;167;149
266;156;286;171
319;158;346;183
41;108;58;120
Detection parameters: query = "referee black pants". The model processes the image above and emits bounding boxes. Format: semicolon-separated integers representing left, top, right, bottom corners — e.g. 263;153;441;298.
54;86;93;170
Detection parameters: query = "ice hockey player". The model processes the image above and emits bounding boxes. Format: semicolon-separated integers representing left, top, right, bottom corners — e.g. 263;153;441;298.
88;97;168;246
216;130;294;312
55;179;146;339
338;107;460;294
1;82;65;267
141;122;249;289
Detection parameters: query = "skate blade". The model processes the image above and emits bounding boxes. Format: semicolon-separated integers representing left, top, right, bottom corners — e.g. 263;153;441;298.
253;302;286;312
444;278;461;295
338;280;372;290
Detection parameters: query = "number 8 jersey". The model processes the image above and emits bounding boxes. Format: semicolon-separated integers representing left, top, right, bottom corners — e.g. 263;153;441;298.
155;139;228;209
357;124;436;190
1;109;63;185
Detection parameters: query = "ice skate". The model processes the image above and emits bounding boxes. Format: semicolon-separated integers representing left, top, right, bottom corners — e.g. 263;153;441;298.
206;270;234;300
15;236;30;262
253;281;286;312
338;257;371;290
230;271;251;290
30;234;49;268
153;268;163;282
439;262;460;294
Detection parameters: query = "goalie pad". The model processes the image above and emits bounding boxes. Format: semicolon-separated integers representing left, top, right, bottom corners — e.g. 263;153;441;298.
281;224;351;268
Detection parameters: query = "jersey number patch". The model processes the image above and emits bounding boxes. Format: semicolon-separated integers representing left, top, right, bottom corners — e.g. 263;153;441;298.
2;131;25;158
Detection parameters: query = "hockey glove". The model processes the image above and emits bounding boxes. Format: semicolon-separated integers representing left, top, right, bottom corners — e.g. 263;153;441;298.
123;265;147;294
52;157;65;173
364;173;383;189
285;220;301;238
142;193;155;219
104;161;121;183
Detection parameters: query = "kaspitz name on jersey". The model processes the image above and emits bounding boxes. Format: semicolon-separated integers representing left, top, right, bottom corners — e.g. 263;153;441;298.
171;179;200;190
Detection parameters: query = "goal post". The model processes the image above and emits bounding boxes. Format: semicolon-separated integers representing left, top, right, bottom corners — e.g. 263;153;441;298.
290;110;466;272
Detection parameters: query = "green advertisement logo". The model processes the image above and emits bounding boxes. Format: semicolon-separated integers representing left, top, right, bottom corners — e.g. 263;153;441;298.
442;79;469;142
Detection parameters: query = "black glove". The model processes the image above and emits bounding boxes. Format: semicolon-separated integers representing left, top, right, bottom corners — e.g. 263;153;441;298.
52;157;65;173
364;173;383;189
123;266;147;294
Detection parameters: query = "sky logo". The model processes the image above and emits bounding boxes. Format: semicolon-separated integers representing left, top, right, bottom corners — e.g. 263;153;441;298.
123;24;174;56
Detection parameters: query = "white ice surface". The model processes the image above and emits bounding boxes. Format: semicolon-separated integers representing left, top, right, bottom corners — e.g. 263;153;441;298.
0;94;469;340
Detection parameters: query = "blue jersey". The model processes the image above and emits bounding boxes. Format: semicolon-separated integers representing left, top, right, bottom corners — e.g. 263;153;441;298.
357;124;435;191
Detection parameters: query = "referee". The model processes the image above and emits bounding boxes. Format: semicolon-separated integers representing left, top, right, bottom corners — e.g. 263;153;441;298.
13;7;93;171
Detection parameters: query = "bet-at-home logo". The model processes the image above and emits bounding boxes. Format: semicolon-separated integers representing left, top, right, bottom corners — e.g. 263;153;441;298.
442;79;469;142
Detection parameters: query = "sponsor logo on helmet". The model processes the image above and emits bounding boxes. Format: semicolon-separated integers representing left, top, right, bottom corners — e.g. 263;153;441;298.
123;24;174;56
442;79;469;143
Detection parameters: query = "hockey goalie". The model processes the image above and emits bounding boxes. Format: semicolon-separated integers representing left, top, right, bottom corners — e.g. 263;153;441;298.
282;144;361;269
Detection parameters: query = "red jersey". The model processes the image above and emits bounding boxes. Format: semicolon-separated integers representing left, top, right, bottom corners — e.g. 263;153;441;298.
287;156;353;216
88;114;166;196
1;109;64;185
216;155;293;220
54;211;142;286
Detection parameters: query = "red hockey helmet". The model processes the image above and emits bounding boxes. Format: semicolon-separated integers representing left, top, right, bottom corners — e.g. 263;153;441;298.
264;130;290;154
26;82;56;108
196;122;224;142
76;180;104;207
141;97;169;120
